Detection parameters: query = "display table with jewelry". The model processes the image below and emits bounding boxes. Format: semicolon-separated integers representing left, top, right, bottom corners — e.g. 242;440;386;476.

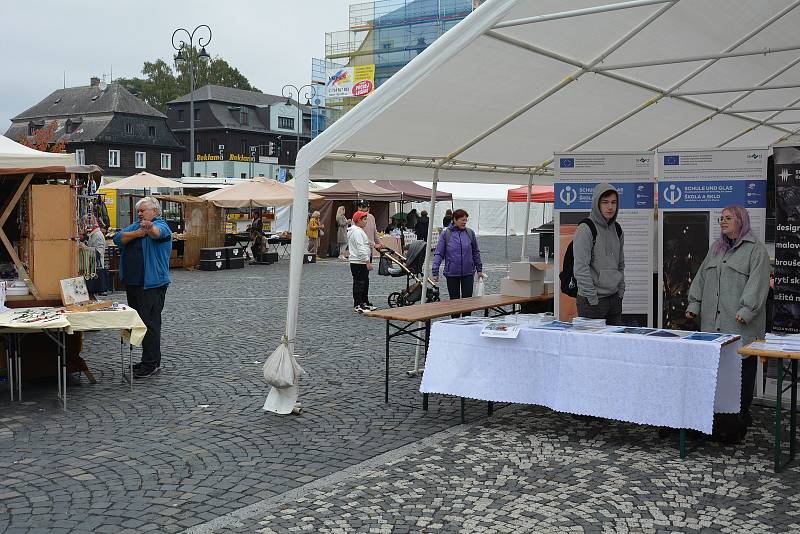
1;303;147;409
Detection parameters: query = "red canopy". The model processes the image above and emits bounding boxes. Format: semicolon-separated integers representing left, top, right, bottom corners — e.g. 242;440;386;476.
507;185;554;203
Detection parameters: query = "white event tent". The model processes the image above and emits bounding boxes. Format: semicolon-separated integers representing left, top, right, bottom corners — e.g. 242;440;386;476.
266;0;800;413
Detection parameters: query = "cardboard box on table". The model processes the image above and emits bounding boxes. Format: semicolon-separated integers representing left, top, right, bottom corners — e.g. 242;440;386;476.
501;262;547;297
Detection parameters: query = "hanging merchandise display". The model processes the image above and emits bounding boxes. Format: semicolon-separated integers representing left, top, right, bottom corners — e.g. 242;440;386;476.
772;146;800;334
657;148;767;330
554;152;655;326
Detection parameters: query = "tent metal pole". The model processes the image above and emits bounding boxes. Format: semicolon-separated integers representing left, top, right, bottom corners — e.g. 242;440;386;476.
433;0;677;166
674;83;800;96
720;93;800;147
766;121;800;125
727;105;800;113
493;0;672;29
521;173;533;262
595;44;800;71
504;203;509;260
654;55;800;150
560;0;800;156
419;169;440;312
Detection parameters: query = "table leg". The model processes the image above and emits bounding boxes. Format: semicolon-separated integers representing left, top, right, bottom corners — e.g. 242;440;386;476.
384;320;389;404
129;344;133;392
120;337;124;384
423;321;431;412
790;360;797;464
5;335;13;401
16;336;22;401
775;358;784;473
61;332;67;411
679;429;686;459
460;397;465;424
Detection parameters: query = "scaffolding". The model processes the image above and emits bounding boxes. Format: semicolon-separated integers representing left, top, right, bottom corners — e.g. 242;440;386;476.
314;0;483;134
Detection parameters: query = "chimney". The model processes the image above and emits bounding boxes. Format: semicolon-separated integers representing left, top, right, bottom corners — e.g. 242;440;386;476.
90;76;100;87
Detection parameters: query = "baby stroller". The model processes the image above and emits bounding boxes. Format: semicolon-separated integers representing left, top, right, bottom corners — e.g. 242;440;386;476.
378;240;440;307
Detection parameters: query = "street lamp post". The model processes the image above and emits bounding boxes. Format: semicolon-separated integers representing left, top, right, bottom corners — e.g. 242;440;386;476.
281;84;316;172
172;25;212;178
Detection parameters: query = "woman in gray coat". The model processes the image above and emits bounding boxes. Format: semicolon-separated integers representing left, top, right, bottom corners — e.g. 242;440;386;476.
686;204;770;438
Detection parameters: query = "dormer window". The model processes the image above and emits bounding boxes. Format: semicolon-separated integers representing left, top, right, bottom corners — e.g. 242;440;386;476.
240;108;249;126
27;120;44;135
125;123;133;134
65;117;82;134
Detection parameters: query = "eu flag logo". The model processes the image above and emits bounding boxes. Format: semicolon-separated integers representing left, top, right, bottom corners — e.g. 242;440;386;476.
663;155;680;166
559;158;575;168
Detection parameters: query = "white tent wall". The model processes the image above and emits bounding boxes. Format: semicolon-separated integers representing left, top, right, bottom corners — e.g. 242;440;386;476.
267;0;800;413
409;199;551;236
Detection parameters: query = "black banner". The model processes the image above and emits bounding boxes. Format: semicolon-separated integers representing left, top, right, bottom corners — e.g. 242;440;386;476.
773;146;800;333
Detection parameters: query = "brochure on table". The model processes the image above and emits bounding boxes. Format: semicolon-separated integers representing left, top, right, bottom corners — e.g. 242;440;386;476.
772;146;800;334
657;148;767;329
554;151;655;326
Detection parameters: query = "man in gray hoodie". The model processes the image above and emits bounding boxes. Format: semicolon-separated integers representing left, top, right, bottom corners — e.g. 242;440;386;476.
572;183;625;325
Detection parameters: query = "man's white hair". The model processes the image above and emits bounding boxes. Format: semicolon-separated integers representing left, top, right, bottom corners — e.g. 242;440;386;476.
135;196;161;214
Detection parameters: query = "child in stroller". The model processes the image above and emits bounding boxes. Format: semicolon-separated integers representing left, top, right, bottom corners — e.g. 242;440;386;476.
378;240;440;307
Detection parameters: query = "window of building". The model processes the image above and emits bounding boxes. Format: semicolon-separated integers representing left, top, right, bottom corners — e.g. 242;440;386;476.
135;151;146;169
108;150;120;168
278;116;294;130
125;123;133;134
160;153;172;171
75;149;85;165
178;109;185;122
194;108;200;121
28;124;35;135
148;126;156;137
240;109;249;125
66;121;77;134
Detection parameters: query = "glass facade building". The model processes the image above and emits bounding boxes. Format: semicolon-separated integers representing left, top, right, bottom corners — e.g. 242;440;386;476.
312;0;484;135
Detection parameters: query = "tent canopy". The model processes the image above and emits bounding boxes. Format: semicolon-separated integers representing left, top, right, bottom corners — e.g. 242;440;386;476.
200;176;321;208
102;171;184;190
0;135;83;175
507;185;554;203
373;180;453;201
316;179;401;201
297;0;800;186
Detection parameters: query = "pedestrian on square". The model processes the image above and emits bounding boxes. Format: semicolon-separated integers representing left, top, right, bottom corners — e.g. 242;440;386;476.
336;206;349;260
348;211;374;313
112;196;172;378
86;217;108;295
686;204;770;439
415;210;430;241
572;183;625;326
406;209;419;231
432;209;484;303
306;211;323;257
442;208;453;228
357;201;382;250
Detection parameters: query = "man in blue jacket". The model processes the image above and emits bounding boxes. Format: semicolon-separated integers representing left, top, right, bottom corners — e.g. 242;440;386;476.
113;197;172;378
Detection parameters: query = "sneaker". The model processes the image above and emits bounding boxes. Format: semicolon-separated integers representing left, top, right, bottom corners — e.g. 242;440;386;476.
354;305;365;314
363;304;377;311
133;366;160;379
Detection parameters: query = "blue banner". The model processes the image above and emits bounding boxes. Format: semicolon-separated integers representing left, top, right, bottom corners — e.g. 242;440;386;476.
554;182;653;210
658;180;767;209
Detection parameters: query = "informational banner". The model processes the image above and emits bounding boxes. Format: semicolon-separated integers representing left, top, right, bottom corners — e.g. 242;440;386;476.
554;152;655;326
657;147;767;329
325;65;375;98
773;146;800;334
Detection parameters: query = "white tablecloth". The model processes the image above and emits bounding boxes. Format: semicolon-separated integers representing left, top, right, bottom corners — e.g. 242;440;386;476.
420;323;742;434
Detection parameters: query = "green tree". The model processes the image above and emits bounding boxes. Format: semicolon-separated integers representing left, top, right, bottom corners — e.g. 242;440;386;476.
118;48;259;113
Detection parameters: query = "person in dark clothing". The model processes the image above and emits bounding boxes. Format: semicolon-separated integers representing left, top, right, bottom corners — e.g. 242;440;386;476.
442;209;453;228
406;209;419;231
414;210;430;240
112;197;172;378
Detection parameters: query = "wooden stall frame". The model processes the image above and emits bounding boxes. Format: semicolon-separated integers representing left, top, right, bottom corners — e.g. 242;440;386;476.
0;173;40;298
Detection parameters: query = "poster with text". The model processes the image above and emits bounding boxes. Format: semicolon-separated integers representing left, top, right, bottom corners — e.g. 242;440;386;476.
554;152;655;326
325;65;376;98
658;148;767;329
773;146;800;334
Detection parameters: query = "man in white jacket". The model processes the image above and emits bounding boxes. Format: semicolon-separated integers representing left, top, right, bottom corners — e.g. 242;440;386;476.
348;211;374;313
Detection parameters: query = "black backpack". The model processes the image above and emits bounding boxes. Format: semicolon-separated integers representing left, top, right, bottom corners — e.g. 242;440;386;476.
559;218;622;298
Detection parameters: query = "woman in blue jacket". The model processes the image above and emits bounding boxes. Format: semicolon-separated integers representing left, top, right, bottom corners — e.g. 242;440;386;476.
432;209;484;301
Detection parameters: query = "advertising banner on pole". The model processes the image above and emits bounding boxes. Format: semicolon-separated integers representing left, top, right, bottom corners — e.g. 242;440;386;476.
657;148;767;329
554;152;655;326
325;65;376;98
772;146;800;334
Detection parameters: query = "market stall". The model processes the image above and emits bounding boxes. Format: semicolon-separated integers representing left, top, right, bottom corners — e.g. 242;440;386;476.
315;180;401;257
154;195;224;269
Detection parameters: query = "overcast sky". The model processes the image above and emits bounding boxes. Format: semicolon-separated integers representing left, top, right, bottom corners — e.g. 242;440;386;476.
0;0;353;129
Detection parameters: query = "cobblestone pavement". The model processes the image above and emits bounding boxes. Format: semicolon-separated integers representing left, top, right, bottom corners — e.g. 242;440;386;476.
0;236;798;533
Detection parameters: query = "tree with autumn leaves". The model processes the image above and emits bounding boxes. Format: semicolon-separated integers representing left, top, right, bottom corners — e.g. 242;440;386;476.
17;121;66;153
